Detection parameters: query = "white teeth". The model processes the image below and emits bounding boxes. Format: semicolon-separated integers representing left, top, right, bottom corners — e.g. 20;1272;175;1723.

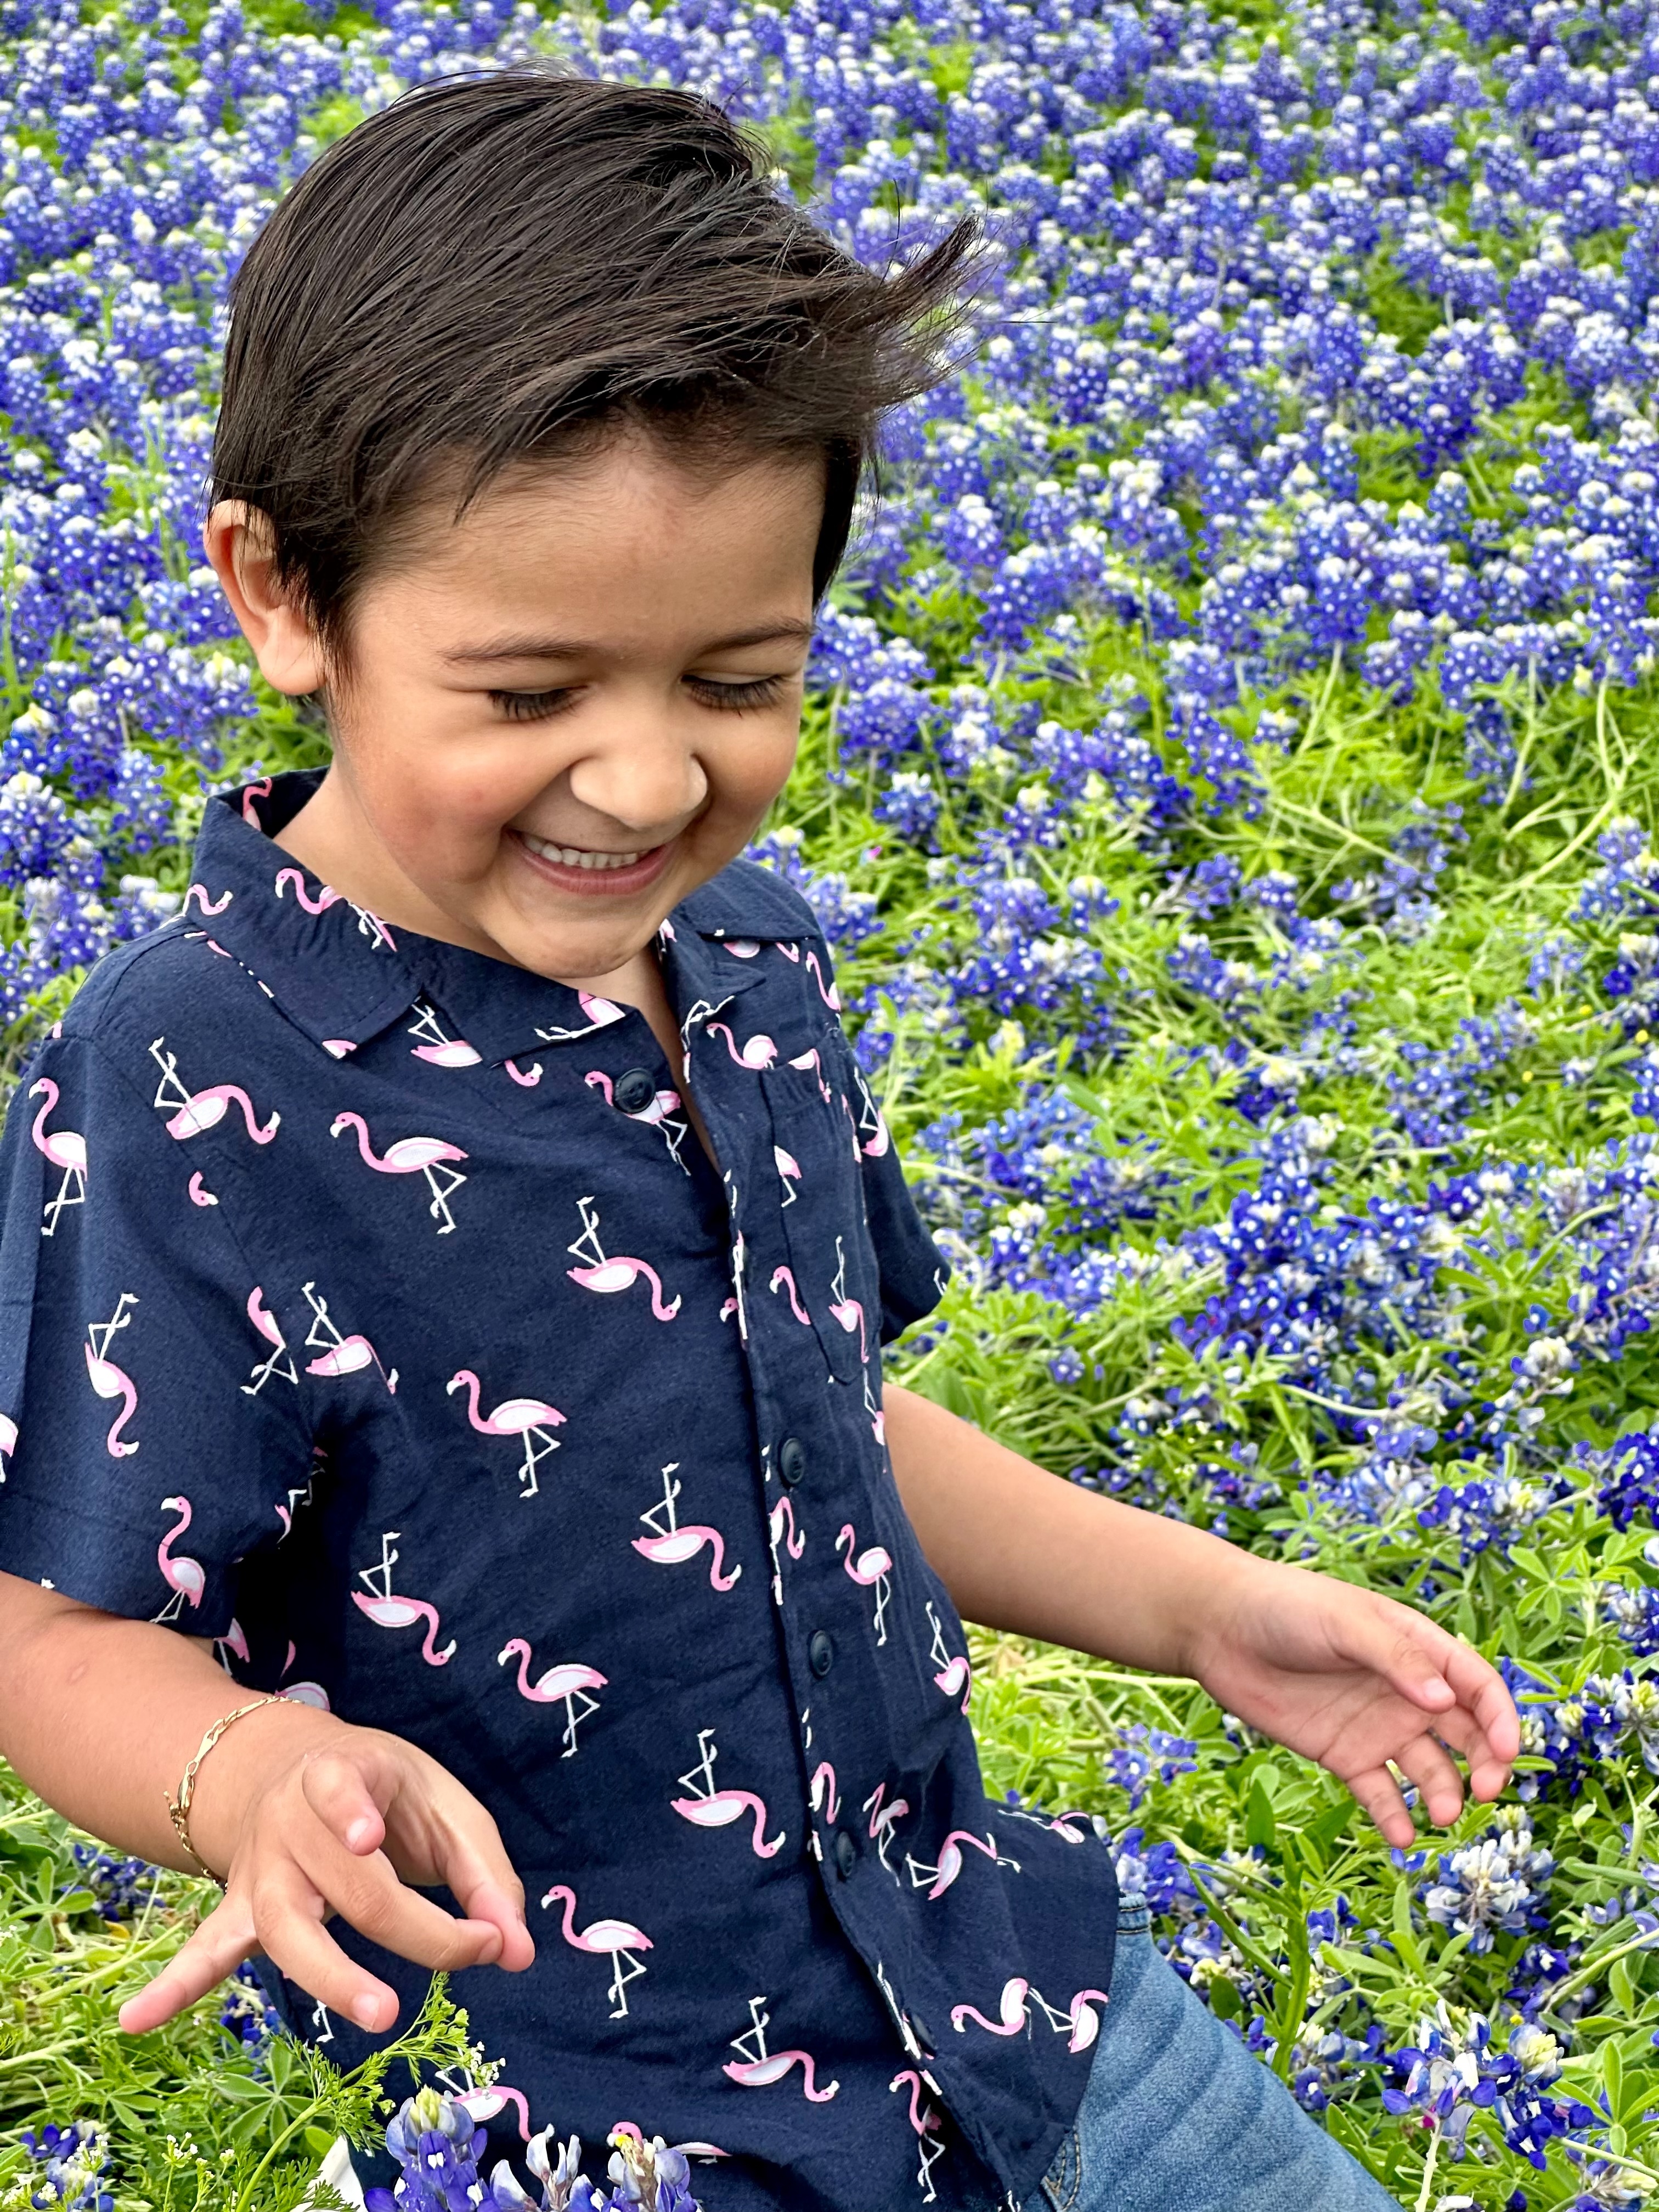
522;834;642;871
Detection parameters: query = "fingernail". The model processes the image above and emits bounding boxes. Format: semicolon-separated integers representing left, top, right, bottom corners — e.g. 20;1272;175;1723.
346;1818;373;1850
352;1994;382;2030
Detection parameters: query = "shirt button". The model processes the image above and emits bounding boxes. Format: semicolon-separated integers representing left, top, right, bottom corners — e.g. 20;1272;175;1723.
834;1829;858;1879
778;1435;807;1488
612;1067;657;1114
808;1628;835;1678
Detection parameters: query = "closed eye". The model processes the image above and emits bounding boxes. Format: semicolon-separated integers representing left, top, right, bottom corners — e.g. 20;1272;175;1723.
686;675;790;712
487;674;792;724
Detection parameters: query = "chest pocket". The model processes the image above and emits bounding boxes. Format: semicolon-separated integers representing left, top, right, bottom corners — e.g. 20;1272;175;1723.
760;1036;882;1385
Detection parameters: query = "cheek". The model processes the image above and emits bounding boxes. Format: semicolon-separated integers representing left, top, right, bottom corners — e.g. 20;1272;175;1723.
702;719;801;820
356;729;549;855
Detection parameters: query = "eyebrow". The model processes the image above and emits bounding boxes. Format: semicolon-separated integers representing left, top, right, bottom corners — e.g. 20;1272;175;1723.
441;619;817;666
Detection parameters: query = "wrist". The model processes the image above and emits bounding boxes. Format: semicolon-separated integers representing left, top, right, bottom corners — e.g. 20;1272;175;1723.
1172;1530;1272;1685
183;1697;349;1877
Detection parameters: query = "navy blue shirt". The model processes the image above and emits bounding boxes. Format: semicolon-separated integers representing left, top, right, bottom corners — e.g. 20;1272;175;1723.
0;771;1118;2212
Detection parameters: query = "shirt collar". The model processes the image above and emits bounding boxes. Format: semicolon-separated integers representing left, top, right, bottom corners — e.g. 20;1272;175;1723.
185;770;793;1065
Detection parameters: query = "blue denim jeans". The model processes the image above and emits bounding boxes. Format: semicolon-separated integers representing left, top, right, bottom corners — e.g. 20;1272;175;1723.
1022;1894;1403;2212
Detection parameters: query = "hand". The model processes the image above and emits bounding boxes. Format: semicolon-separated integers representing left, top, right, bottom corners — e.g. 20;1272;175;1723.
116;1720;535;2036
1187;1554;1521;1849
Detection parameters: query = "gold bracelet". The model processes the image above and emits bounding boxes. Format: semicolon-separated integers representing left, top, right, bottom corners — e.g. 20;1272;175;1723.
165;1694;288;1890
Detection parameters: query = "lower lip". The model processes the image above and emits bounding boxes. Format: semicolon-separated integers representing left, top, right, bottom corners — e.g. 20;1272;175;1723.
511;832;675;898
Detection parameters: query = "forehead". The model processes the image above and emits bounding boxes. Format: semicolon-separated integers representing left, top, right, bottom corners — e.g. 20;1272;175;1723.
378;432;826;639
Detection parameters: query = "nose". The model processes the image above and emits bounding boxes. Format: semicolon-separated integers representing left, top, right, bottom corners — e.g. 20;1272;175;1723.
565;705;708;840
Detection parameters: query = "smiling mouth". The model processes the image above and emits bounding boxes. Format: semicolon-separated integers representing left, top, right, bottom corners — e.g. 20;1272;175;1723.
520;834;648;872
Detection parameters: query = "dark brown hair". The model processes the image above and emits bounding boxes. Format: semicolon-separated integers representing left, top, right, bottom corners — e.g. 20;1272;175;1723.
209;69;983;672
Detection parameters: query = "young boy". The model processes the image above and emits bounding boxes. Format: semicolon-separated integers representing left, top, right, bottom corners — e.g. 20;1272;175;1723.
0;71;1515;2212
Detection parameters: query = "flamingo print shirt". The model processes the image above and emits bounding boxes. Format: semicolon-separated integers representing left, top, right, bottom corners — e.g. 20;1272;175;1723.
0;770;1120;2212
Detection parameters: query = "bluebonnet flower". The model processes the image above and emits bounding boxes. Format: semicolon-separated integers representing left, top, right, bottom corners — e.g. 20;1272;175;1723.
1421;1808;1554;1951
1104;1723;1200;1809
13;2122;113;2212
365;2094;704;2212
217;1960;281;2056
59;1843;159;1922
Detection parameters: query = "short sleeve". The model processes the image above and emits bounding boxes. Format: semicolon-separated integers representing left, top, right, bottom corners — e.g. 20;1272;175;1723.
0;1031;313;1633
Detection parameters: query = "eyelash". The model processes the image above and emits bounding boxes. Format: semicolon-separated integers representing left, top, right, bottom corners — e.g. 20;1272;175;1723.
488;676;789;724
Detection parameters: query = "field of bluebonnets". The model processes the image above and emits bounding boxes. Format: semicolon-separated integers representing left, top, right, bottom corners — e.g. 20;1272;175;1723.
15;0;1659;2200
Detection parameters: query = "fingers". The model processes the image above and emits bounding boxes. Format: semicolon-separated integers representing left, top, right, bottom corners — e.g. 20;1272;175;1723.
285;1823;511;1989
239;1855;405;2032
1391;1730;1466;1827
428;1821;535;1973
300;1745;388;1859
1443;1642;1522;1769
116;1891;262;2035
1345;1763;1418;1850
118;1735;533;2041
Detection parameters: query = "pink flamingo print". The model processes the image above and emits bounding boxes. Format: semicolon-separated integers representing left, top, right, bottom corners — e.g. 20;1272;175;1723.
441;2075;533;2143
768;1493;805;1606
862;1781;910;1876
722;937;760;958
950;1977;1030;2038
774;1144;801;1205
671;1729;785;1857
927;1601;972;1714
704;1022;776;1070
788;1047;832;1102
631;1464;741;1589
188;1172;217;1207
347;903;397;951
1059;1988;1112;2053
153;1494;205;1624
84;1294;139;1456
273;868;340;915
768;1265;811;1326
241;777;272;824
539;1883;652;2017
566;1195;680;1318
505;1057;543;1087
184;881;234;917
723;1997;839;2101
151;1039;280;1145
837;1523;893;1645
303;1282;397;1392
851;1067;891;1157
0;1410;18;1481
407;1002;481;1067
497;1639;606;1754
804;949;840;1011
321;1040;356;1060
243;1286;298;1396
28;1077;85;1234
330;1112;468;1234
215;1617;250;1668
889;2072;946;2202
584;1069;689;1169
904;1829;1020;1902
533;991;627;1046
808;1762;839;1825
274;1476;313;1539
827;1238;868;1365
278;1640;330;1709
449;1369;564;1499
351;1532;455;1664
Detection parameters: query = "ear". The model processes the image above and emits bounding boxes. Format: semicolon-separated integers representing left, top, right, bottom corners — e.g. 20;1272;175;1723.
202;501;328;696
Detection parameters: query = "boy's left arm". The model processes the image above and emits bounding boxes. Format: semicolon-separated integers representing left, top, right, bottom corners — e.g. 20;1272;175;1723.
883;1380;1520;1847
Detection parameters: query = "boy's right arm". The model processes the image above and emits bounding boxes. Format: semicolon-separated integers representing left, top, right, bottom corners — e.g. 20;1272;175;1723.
0;1570;535;2034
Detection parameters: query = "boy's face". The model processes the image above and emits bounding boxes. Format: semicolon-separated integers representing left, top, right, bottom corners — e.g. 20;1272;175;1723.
211;432;822;987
